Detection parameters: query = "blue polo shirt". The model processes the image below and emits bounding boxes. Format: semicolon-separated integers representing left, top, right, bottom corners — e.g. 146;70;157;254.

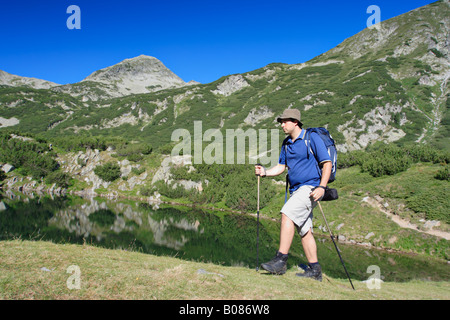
279;129;331;193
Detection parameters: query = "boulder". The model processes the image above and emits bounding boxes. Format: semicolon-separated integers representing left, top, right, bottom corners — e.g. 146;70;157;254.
1;164;15;173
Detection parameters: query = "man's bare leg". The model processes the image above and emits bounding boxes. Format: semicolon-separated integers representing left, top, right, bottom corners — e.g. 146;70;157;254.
301;228;318;263
278;213;295;254
260;213;293;274
296;228;322;281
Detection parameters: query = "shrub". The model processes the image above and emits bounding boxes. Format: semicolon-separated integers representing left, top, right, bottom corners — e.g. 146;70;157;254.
0;134;58;179
131;167;145;175
52;136;110;152
190;183;225;204
45;170;72;188
341;144;449;178
127;153;143;162
94;162;121;182
114;143;152;156
407;191;450;223
139;185;154;197
434;165;449;181
429;48;445;58
224;169;275;212
153;180;190;199
112;143;152;162
404;144;448;163
361;154;411;177
338;150;368;169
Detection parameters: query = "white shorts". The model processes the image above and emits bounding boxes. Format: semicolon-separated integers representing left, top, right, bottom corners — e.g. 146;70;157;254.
280;185;318;237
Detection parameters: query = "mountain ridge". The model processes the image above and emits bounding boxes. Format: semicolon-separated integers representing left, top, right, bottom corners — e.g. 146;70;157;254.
0;69;60;89
0;55;198;99
0;1;448;153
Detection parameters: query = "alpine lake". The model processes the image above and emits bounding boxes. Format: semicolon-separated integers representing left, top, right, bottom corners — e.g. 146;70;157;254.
1;190;449;284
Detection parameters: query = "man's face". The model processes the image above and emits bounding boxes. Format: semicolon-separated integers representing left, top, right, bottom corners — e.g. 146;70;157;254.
280;119;298;135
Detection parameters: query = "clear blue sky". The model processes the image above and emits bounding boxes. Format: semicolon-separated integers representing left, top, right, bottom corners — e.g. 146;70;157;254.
0;0;436;85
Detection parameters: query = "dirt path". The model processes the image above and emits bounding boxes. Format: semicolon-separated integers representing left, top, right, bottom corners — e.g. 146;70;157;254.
363;196;450;240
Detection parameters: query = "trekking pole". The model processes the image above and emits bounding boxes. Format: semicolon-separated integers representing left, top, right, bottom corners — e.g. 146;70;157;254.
256;173;260;271
317;202;355;290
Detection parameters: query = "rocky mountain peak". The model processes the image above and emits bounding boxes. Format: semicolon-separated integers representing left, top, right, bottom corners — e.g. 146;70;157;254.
80;55;191;96
84;55;179;80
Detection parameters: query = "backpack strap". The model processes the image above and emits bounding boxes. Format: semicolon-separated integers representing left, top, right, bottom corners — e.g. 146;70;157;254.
285;173;289;203
284;142;289;203
304;128;324;178
284;130;307;203
304;128;312;159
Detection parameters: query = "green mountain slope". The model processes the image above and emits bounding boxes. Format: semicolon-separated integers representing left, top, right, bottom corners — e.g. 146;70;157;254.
0;1;448;153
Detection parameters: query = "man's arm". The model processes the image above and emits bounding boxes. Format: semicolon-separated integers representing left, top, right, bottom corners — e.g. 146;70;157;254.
255;163;286;177
310;161;332;202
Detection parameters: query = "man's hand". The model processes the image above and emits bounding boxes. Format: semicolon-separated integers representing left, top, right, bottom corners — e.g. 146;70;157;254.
310;186;325;202
255;165;266;177
255;163;286;178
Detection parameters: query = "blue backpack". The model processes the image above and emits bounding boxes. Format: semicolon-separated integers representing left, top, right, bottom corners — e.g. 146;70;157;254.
303;127;337;183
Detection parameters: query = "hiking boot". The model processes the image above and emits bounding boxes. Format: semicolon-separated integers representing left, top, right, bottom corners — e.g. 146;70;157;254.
296;263;322;281
260;251;288;275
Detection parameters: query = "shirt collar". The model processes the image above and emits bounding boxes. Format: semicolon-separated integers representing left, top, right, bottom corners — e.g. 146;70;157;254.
286;129;303;144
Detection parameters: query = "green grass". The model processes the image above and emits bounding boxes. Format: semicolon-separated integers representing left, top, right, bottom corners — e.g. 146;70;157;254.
1;240;448;300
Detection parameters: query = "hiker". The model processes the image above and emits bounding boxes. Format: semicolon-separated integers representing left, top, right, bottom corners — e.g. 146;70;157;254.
254;109;332;281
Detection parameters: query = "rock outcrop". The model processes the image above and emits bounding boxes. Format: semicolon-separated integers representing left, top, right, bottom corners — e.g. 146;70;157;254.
81;55;189;97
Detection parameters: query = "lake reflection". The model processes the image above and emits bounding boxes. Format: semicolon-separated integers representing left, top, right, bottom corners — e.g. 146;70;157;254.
1;191;449;283
0;192;276;269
